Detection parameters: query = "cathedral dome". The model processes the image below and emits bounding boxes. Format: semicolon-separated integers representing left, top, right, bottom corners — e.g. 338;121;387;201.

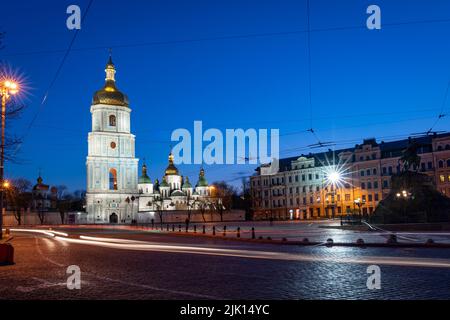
196;168;208;187
165;152;179;176
92;56;129;107
138;164;152;184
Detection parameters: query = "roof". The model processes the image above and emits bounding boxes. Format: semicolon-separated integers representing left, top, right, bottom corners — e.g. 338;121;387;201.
268;133;450;173
92;57;129;107
171;190;185;197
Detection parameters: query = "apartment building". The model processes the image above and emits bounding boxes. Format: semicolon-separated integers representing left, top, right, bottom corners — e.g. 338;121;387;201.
250;133;450;220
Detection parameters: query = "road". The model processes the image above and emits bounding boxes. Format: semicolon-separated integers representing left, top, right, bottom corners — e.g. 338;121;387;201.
195;220;450;243
1;226;450;299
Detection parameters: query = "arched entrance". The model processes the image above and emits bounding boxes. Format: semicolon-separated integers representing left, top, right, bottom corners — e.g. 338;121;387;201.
109;212;118;224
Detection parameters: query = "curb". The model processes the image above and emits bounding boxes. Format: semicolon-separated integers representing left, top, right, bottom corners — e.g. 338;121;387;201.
9;225;450;249
139;230;450;248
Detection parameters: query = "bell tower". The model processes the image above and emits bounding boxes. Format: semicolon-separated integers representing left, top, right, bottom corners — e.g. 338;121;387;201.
86;55;139;224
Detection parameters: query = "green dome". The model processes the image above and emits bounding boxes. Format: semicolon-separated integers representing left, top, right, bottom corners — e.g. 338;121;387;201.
196;168;208;187
182;176;192;189
138;164;152;184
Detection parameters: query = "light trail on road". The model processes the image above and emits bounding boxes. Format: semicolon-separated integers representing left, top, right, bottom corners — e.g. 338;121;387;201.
10;228;450;269
56;235;450;269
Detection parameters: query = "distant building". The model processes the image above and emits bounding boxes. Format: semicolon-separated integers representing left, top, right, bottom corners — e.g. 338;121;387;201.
138;155;213;212
32;176;57;211
250;134;450;220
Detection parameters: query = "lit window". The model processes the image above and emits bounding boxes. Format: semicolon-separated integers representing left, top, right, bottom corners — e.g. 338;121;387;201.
109;168;118;190
440;175;445;183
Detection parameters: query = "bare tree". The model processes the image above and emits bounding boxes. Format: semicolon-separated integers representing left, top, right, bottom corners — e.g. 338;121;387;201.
1;32;27;164
197;198;210;223
211;181;237;222
36;202;45;225
55;185;68;200
151;197;165;228
56;191;73;225
6;178;32;225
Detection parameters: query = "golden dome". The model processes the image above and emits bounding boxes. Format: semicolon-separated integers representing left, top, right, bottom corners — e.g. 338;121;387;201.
92;56;129;107
165;152;179;176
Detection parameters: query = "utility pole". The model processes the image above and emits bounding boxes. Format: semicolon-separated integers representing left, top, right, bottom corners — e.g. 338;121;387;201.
0;80;19;239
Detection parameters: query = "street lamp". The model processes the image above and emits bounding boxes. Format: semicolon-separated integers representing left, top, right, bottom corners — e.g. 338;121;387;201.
354;197;366;221
0;79;19;240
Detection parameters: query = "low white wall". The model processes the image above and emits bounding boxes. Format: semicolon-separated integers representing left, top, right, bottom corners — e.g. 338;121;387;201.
2;209;245;226
2;211;87;226
136;210;246;224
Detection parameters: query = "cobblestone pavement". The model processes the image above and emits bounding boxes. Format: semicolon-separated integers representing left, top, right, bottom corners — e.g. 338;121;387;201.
132;220;450;244
1;229;450;300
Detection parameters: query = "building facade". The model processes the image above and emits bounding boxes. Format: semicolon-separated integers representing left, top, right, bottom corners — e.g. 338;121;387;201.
250;134;450;220
31;175;57;212
86;56;139;224
138;155;214;213
86;56;217;224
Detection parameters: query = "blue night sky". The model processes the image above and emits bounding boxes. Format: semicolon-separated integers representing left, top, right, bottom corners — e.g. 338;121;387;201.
2;0;450;192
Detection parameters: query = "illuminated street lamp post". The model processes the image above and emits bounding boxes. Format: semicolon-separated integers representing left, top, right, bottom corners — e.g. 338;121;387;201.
354;197;366;222
0;80;19;239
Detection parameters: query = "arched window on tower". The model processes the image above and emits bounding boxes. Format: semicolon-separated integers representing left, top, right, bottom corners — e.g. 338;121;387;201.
109;168;118;190
109;115;116;127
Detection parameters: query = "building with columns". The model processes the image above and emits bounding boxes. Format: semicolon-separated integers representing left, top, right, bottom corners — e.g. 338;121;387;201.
250;134;450;220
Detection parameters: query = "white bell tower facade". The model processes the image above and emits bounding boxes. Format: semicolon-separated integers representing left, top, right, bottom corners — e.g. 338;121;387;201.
86;56;139;224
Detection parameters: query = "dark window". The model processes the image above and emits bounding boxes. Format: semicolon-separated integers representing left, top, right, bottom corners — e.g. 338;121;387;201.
439;160;444;168
361;182;366;189
109;115;116;126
